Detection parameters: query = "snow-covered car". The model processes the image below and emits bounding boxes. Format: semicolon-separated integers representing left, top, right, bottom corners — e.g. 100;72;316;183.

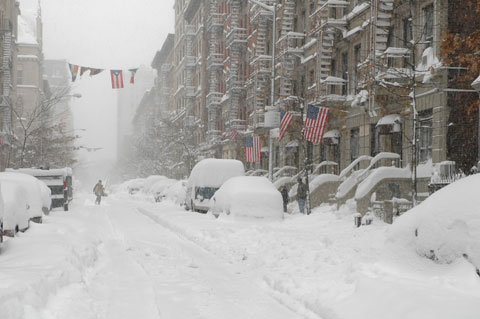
0;183;4;243
143;175;168;194
7;167;72;211
0;172;51;223
185;159;245;213
161;180;187;205
150;178;176;202
389;173;480;271
1;180;30;237
210;176;284;220
126;178;146;194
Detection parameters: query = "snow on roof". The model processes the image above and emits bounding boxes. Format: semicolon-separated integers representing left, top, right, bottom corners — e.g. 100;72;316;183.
355;166;411;199
358;152;401;180
389;173;480;269
323;130;340;139
376;114;401;127
188;159;245;188
343;26;363;39
17;13;38;45
285;140;299;148
6;167;72;177
385;47;410;56
321;76;347;84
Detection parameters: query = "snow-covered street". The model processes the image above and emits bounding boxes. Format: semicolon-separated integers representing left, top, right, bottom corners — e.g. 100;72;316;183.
1;192;479;319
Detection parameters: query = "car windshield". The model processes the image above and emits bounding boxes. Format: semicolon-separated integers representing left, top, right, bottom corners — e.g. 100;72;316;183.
195;187;218;200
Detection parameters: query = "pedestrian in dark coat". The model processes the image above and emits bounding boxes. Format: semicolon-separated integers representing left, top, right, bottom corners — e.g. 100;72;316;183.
280;186;289;213
296;177;307;214
93;180;104;205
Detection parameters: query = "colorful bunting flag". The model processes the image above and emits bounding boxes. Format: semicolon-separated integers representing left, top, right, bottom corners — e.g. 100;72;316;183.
128;68;138;84
110;70;124;89
89;68;104;76
68;63;79;82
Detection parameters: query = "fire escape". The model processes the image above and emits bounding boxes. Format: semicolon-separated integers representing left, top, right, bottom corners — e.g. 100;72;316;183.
1;31;13;145
184;23;196;127
225;0;247;133
247;1;273;130
159;63;173;118
365;0;395;116
309;0;348;101
275;0;303;107
206;0;224;144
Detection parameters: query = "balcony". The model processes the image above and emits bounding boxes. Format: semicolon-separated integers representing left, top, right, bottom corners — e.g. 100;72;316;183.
207;13;224;31
185;24;196;37
185;56;196;69
276;32;305;58
226;27;248;49
185;86;196;98
207;53;224;69
206;92;223;109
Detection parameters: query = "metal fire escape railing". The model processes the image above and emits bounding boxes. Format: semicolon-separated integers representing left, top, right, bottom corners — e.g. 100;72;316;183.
1;31;13;144
225;0;247;132
184;24;196;127
247;1;273;130
275;0;302;107
159;63;173;119
310;0;348;100
206;0;224;143
365;0;394;116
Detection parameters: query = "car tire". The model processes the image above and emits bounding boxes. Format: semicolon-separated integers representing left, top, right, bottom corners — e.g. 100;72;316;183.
64;203;69;211
0;223;3;244
191;200;196;212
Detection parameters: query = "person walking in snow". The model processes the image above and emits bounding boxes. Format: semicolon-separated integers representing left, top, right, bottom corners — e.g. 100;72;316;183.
93;180;104;205
280;186;289;213
296;177;307;214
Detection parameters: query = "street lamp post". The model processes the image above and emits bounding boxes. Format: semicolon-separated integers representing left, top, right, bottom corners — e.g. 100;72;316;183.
249;0;277;181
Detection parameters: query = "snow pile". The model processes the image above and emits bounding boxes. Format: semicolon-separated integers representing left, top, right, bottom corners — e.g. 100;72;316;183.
162;180;187;204
210;176;283;220
273;176;293;189
142;175;168;193
188;159;244;188
355;167;411;199
310;174;339;192
389;174;480;269
150;178;176;196
336;169;366;199
114;178;146;194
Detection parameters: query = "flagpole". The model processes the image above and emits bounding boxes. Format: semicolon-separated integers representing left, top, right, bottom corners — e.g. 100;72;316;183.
301;103;312;215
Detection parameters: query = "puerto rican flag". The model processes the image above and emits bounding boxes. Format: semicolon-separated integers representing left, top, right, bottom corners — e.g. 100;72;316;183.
110;70;124;89
304;105;329;144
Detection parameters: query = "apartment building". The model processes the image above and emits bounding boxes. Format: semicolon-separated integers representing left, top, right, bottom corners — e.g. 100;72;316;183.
0;0;19;168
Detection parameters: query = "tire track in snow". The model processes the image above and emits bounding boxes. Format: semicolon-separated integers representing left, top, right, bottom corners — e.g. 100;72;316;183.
135;206;322;319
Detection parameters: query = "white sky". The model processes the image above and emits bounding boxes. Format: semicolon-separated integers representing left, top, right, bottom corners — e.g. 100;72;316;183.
25;0;174;180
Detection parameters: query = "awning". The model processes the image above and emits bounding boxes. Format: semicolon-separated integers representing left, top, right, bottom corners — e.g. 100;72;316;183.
285;140;299;148
376;114;401;127
323;130;340;139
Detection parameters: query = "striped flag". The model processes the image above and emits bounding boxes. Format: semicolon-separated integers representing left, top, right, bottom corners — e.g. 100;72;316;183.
245;136;261;162
304;105;329;144
68;64;79;82
110;70;124;89
230;129;238;141
128;68;138;84
278;110;294;141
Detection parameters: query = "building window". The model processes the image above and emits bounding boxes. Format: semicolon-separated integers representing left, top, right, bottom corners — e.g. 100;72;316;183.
370;124;377;156
310;0;315;14
387;27;394;68
418;109;433;163
330;59;337;94
17;68;23;85
350;127;360;162
354;44;361;93
423;4;434;47
309;69;315;87
341;52;348;95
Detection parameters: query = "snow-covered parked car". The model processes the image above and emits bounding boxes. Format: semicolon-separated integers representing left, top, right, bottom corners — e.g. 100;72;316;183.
0;172;51;223
143;175;168;194
0;183;4;243
151;178;176;202
389;173;480;271
126;178;146;194
185;159;245;213
210;176;284;220
1;180;30;237
162;180;187;205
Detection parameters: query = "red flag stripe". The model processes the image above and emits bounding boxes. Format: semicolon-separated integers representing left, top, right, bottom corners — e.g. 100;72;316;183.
278;112;294;141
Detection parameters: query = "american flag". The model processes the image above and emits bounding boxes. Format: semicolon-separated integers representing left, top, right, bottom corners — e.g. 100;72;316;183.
110;70;124;89
278;110;294;141
304;105;329;144
230;129;238;141
245;136;261;162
